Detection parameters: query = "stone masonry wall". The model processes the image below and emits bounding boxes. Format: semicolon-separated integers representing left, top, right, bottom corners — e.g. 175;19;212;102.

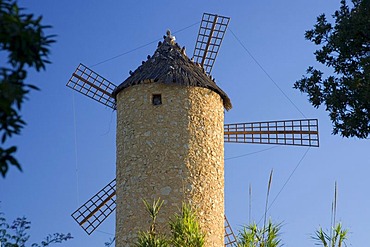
115;82;224;246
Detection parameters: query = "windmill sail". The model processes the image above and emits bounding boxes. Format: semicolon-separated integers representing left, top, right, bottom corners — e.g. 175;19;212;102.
224;215;237;246
193;13;230;75
224;119;319;147
67;63;117;109
71;178;116;235
72;179;237;245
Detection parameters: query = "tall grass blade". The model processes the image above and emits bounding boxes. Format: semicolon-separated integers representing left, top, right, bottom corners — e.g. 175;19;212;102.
249;183;252;224
263;169;273;244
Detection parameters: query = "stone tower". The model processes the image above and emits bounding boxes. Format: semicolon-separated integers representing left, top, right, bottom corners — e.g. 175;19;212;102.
113;31;232;247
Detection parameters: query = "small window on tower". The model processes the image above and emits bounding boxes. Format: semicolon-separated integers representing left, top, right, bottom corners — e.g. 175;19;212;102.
152;94;162;105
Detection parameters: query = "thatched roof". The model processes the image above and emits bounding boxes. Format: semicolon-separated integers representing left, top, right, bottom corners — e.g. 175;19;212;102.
113;31;232;110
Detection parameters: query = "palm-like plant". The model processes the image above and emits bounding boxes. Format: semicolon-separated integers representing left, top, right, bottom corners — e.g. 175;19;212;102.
237;220;282;247
135;231;169;247
134;199;204;247
237;170;282;247
135;198;168;247
313;182;348;247
169;203;205;247
142;198;164;235
313;223;347;247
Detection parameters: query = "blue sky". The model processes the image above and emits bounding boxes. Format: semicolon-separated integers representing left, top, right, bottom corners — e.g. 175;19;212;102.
1;1;369;246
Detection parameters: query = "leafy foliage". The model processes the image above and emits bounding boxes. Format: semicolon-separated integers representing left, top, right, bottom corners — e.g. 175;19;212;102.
0;212;72;247
313;182;348;247
237;220;282;247
134;199;205;247
104;237;115;247
142;198;164;236
169;203;205;247
313;223;347;247
0;0;55;177
294;0;370;138
135;232;169;247
135;198;168;247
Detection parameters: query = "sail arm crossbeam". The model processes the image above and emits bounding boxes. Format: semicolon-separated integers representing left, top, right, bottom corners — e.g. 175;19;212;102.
224;119;319;147
71;178;117;235
67;63;117;109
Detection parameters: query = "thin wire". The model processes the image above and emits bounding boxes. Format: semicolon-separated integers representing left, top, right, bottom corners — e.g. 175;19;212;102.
269;147;310;210
91;40;159;68
172;21;200;35
101;110;115;136
257;147;311;224
225;145;279;160
72;92;80;206
97;230;115;236
90;21;200;68
228;28;307;119
226;145;311;225
224;145;300;223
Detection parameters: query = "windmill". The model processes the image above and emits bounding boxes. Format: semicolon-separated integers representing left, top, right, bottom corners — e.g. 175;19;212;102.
67;13;319;246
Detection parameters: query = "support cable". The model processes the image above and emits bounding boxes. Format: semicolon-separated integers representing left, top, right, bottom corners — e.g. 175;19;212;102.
257;147;311;224
91;21;200;68
268;147;310;212
225;146;279;161
72;92;80;206
228;28;307;119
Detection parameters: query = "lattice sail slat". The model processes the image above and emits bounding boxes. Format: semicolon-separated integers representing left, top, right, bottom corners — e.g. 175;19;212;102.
72;180;237;242
224;215;237;246
71;179;116;235
224;119;319;147
67;63;117;109
193;13;230;75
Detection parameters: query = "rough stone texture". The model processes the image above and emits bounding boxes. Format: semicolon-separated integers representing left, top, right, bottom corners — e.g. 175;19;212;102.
115;82;224;246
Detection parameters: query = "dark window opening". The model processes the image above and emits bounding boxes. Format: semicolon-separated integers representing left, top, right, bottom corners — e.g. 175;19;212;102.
152;94;162;105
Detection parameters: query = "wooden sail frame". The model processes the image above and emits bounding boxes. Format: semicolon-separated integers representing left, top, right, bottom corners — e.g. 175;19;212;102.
71;179;116;235
67;63;117;109
224;119;319;147
72;178;238;245
224;215;237;246
193;13;230;75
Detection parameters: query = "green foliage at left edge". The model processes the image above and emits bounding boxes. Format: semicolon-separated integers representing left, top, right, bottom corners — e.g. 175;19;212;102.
0;0;56;178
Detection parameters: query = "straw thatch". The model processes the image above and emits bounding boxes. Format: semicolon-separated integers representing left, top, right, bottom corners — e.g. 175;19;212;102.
113;31;232;110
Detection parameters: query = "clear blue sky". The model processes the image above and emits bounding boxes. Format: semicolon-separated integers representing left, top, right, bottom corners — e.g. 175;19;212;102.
1;1;369;246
